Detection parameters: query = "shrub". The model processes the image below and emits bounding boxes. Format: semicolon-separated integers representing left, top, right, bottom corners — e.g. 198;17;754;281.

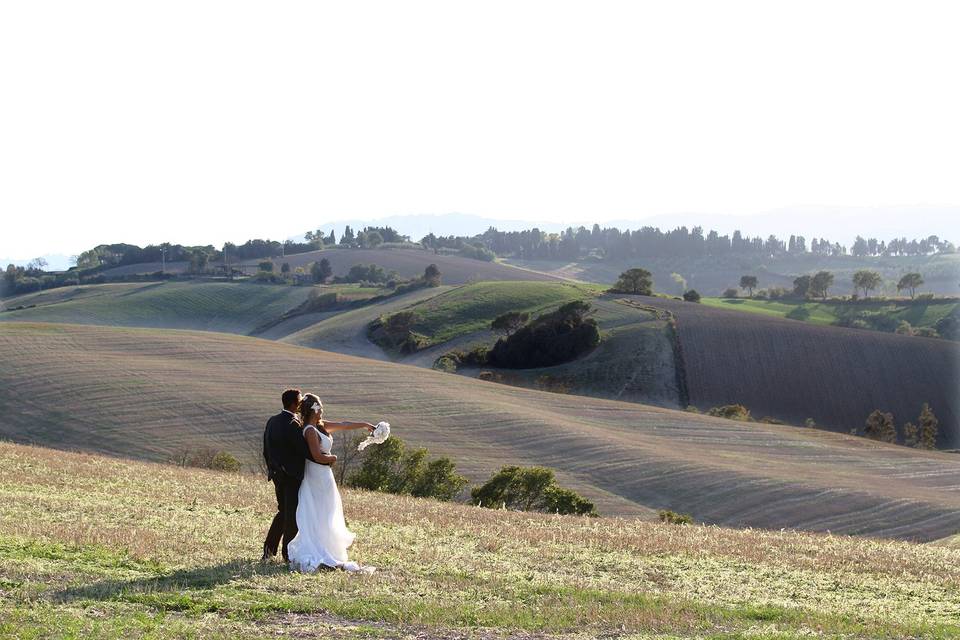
173;448;241;472
344;263;390;283
722;288;738;298
895;321;914;336
368;311;429;354
658;510;693;525
258;260;274;272
471;465;597;516
347;436;466;501
935;308;959;341
682;289;701;303
487;302;600;369
707;404;751;421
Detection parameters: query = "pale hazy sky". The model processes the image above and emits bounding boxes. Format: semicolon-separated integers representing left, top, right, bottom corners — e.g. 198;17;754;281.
1;1;958;259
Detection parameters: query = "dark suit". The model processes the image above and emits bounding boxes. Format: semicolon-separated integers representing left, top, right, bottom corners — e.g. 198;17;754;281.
262;410;315;561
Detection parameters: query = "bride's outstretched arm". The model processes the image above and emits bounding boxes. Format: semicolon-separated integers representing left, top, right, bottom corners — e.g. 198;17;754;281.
323;421;375;433
305;428;337;465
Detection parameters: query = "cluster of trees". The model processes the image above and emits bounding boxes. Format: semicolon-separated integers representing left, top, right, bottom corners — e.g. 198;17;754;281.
487;300;601;369
853;404;940;449
851;235;954;257
695;402;943;450
729;271;928;301
427;225;955;262
331;435;595;515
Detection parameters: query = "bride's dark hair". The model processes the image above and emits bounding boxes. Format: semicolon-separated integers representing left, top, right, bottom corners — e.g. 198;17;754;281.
298;393;323;425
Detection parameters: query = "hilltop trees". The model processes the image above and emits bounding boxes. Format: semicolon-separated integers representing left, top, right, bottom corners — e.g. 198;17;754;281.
917;403;940;449
863;410;897;443
855;404;940;449
810;271;835;299
739;275;758;297
611;268;653;295
897;273;924;298
852;270;882;297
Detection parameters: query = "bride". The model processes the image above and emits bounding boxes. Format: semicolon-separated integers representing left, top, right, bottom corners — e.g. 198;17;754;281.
287;393;376;573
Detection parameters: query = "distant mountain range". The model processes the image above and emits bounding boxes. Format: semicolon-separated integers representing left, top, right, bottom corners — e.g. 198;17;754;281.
308;205;958;247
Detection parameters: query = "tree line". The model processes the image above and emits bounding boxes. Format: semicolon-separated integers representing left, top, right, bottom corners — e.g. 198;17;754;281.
433;225;956;262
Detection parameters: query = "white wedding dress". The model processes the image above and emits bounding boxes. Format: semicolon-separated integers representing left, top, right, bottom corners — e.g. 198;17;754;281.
287;426;370;573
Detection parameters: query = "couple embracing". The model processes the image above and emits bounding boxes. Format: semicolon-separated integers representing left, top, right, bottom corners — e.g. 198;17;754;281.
261;388;377;573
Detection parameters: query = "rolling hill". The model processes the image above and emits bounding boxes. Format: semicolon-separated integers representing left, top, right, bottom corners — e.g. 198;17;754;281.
98;247;564;285
348;283;960;447
1;440;956;639
642;297;960;447
2;322;960;542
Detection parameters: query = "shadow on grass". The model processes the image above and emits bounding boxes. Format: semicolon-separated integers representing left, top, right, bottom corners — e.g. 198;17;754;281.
721;299;745;305
52;558;290;605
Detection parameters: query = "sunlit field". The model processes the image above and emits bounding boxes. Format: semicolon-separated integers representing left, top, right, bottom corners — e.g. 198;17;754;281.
1;441;957;639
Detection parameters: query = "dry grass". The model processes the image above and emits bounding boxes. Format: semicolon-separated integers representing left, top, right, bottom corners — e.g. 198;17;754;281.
2;322;960;546
0;441;958;639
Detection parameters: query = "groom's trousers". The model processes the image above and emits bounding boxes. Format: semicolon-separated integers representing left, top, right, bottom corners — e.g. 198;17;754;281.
264;472;301;561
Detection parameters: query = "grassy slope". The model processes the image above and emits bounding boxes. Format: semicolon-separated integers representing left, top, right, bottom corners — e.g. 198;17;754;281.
399;281;605;346
2;322;960;542
0;281;317;335
1;442;958;639
700;296;959;329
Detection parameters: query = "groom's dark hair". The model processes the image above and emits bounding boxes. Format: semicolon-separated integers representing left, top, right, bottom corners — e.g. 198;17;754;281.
281;388;302;411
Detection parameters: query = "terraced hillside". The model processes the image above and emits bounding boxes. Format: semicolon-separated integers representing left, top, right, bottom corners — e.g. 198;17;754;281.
1;441;957;639
3;322;960;541
641;297;960;447
100;248;563;285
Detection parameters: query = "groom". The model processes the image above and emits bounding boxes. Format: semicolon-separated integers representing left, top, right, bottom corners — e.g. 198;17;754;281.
261;388;323;562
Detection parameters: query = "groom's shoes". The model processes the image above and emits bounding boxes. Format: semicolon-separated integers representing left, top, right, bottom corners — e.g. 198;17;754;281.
260;543;274;563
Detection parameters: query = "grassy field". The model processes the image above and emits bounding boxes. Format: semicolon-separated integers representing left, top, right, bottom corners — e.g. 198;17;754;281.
0;441;958;639
0;281;317;335
700;296;959;330
3;322;960;542
394;281;605;347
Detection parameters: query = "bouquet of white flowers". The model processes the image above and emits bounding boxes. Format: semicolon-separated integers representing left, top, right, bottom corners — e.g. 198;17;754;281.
357;421;390;451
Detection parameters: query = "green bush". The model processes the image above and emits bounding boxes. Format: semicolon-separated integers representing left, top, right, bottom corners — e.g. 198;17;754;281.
347;436;467;501
707;404;751;421
471;466;597;516
658;510;693;525
488;301;600;369
682;289;701;303
173;448;241;473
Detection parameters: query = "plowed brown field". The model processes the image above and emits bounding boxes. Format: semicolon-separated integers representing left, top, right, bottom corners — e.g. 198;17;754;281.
641;298;960;447
2;322;960;541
